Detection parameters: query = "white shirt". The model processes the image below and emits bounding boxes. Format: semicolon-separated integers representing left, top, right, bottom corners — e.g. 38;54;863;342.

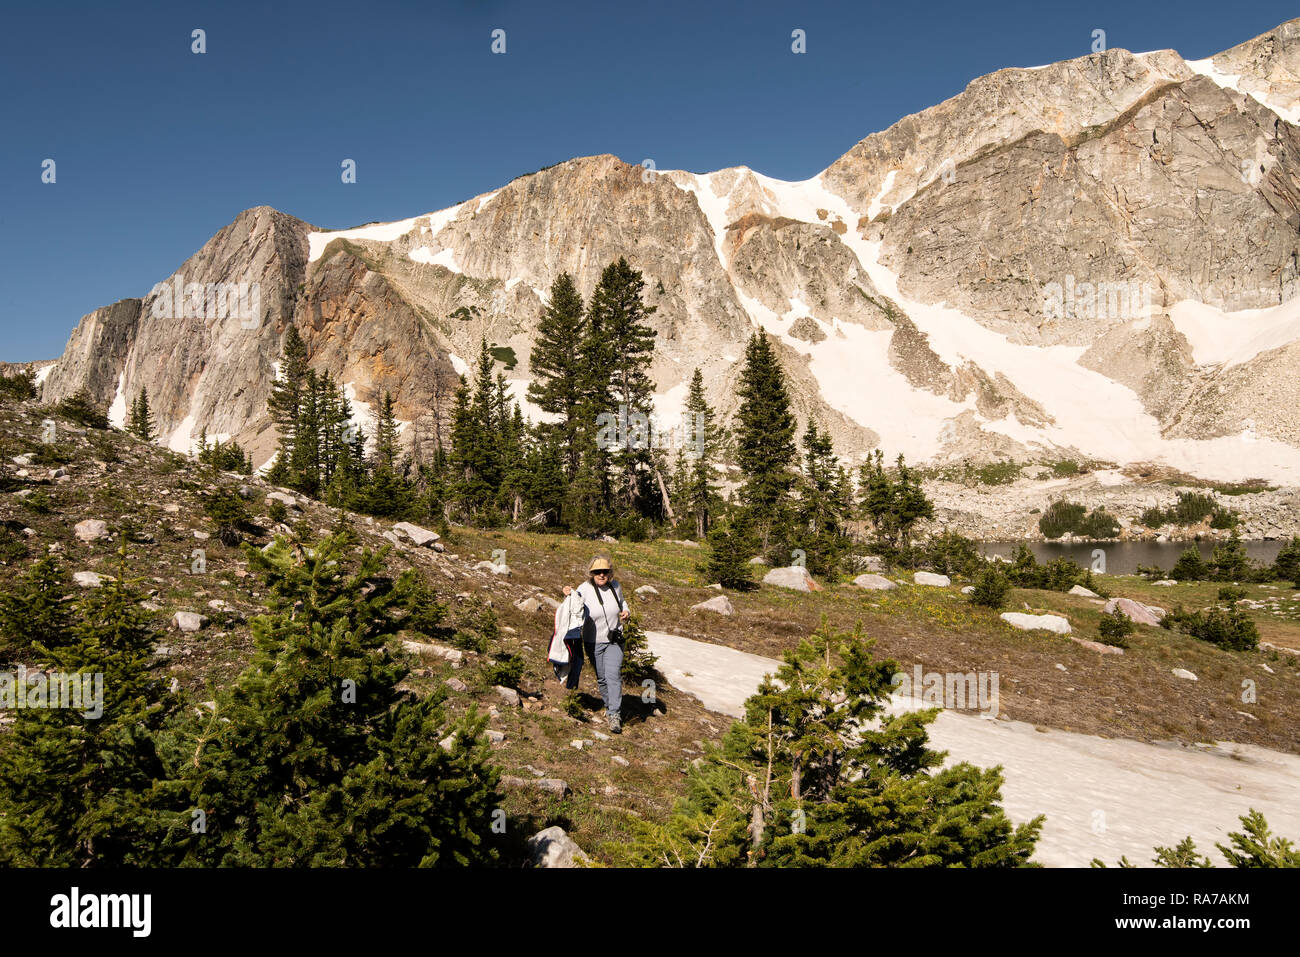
575;579;628;644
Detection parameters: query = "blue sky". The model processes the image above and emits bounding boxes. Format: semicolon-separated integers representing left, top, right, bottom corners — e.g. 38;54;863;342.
1;0;1294;361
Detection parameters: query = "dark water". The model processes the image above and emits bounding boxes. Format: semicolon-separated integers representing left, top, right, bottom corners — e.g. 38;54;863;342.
978;540;1287;577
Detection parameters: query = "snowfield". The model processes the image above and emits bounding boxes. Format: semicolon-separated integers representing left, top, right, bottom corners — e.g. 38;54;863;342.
644;630;1300;868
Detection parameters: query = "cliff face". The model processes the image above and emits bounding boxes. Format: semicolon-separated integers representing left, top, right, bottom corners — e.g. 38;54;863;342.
38;18;1300;484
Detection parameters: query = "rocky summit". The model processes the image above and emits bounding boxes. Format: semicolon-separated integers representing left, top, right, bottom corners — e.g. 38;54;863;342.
28;19;1300;488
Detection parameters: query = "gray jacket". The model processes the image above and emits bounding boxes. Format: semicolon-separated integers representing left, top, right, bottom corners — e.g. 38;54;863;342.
576;579;629;644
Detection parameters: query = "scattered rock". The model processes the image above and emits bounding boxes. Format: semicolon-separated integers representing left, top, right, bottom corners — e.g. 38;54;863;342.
265;491;301;510
1055;663;1067;671
611;755;629;767
600;535;618;544
763;566;822;592
1000;612;1072;634
513;595;546;614
853;555;886;573
1070;637;1123;655
913;572;951;587
1068;584;1099;598
852;574;897;591
73;570;110;588
1172;668;1198;681
501;776;569;797
444;678;468;692
634;585;659;597
474;560;511;576
1104;597;1165;627
495;686;521;707
526;826;589;868
1152;579;1178;586
691;594;734;615
748;556;769;565
960;585;975;595
570;739;585;750
172;611;210;633
486;730;506;744
439;733;457;752
392;522;439;546
74;519;110;542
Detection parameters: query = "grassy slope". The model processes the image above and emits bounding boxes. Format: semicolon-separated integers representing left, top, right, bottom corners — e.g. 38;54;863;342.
2;395;1298;863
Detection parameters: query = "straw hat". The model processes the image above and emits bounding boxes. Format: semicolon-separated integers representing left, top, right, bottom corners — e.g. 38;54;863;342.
588;555;613;573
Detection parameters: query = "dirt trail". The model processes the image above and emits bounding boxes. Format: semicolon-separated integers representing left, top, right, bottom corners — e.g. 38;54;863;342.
644;630;1300;867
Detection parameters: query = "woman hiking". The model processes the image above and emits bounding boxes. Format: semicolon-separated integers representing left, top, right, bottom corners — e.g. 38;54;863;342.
561;555;630;733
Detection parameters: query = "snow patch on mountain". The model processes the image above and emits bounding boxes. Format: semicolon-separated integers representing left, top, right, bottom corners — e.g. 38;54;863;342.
308;216;424;263
1169;296;1300;367
1186;57;1300;124
107;372;128;429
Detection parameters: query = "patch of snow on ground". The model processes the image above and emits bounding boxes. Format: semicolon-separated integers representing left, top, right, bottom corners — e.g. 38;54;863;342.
1169;296;1300;368
644;630;1300;868
1092;468;1127;487
168;414;196;454
504;379;560;425
33;365;53;386
107;372;127;429
447;354;469;377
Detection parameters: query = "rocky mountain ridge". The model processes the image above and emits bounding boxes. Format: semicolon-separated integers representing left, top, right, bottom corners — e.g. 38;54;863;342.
28;18;1300;490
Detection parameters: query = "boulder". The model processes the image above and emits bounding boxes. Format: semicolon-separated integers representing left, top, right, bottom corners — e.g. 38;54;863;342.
1000;612;1072;634
1068;584;1099;598
474;561;511;576
960;585;976;595
1152;579;1178;586
73;570;111;588
172;611;210;633
501;775;570;797
392;522;439;546
444;678;468;692
265;491;301;509
692;595;735;615
1071;637;1124;655
1104;597;1164;627
914;572;951;587
763;566;822;591
495;685;521;707
748;556;769;565
634;585;659;597
852;574;897;591
526;826;589;868
486;730;506;744
74;519;110;542
1172;668;1198;681
513;595;546;614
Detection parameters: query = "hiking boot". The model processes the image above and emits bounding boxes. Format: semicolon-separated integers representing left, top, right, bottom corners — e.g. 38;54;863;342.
608;711;622;734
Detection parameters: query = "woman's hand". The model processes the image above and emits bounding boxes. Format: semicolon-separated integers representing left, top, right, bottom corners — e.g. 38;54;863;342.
562;585;573;596
619;609;630;622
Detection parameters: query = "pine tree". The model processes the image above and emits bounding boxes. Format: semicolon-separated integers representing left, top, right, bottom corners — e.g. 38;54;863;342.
171;530;503;865
527;273;587;480
0;555;74;660
583;259;659;520
267;325;309;485
699;508;758;591
127;388;156;442
0;570;176;865
683;368;725;540
619;617;1042;867
795;419;850;578
374;392;401;470
734;332;797;552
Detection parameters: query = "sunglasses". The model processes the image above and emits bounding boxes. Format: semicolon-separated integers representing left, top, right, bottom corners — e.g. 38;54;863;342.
592;570;610;575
